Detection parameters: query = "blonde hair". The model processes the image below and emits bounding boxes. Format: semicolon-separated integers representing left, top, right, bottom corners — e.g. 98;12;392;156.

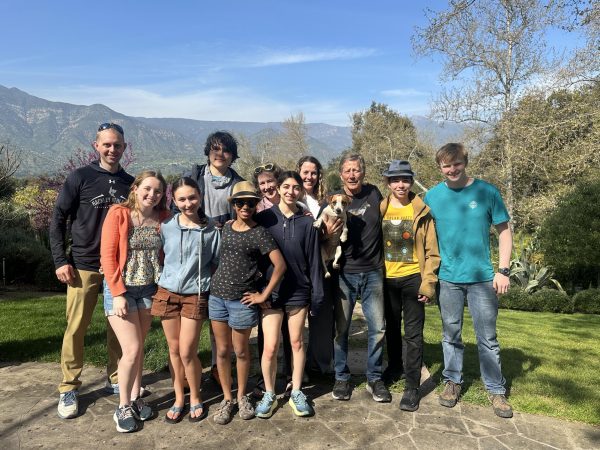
123;170;168;213
435;143;469;166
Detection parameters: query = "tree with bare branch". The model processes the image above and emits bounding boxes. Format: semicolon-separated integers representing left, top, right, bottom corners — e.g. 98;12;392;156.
413;0;565;220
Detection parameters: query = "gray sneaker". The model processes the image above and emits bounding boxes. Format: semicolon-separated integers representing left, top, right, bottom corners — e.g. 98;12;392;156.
439;381;461;408
113;405;139;433
131;397;153;421
238;395;255;420
213;399;235;425
57;390;79;419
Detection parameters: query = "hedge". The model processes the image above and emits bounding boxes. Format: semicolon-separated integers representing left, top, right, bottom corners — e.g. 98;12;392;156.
573;288;600;314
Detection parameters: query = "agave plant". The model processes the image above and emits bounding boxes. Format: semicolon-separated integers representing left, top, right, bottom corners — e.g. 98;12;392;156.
510;239;565;294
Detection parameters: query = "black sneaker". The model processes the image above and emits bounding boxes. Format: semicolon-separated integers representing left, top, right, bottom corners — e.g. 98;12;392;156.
400;388;420;412
331;380;351;400
366;380;392;403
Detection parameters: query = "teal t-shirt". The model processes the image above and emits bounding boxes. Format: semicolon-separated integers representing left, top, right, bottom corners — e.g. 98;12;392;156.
424;179;510;283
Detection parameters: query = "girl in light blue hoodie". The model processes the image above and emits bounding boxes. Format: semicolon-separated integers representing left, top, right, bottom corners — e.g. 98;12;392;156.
151;177;220;424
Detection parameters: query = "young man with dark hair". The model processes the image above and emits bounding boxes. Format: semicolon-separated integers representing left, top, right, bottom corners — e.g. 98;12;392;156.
185;130;244;227
424;143;513;418
50;123;134;419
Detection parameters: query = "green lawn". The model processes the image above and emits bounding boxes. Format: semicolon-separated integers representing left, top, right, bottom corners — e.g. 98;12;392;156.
1;293;598;425
0;294;211;372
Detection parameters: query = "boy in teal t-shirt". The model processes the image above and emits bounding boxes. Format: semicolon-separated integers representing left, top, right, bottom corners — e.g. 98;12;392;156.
424;143;513;419
425;179;510;283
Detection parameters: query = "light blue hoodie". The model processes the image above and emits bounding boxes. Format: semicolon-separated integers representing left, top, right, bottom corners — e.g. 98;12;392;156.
158;214;220;294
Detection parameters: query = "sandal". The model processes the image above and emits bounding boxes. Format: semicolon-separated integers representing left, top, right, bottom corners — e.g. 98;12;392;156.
188;403;207;422
165;405;185;424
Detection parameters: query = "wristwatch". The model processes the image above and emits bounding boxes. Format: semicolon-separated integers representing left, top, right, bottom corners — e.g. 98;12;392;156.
498;267;510;277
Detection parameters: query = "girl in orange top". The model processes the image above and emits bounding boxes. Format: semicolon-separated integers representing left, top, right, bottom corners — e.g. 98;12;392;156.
100;170;170;433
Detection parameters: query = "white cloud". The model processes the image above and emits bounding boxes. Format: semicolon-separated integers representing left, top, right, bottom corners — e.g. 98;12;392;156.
381;88;429;97
246;47;378;67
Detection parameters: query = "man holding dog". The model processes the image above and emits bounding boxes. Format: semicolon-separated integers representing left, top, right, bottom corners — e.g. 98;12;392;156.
326;153;391;403
50;123;133;419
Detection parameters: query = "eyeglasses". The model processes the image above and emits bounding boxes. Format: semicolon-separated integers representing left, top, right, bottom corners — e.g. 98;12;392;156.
254;163;274;174
98;122;124;136
232;198;258;208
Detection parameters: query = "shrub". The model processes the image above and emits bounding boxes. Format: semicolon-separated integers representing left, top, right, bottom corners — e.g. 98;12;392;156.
539;176;600;289
529;289;573;313
573;289;600;314
499;287;529;310
34;258;64;291
0;225;60;290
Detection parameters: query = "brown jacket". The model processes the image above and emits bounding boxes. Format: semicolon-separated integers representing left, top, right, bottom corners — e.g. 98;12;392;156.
380;192;440;299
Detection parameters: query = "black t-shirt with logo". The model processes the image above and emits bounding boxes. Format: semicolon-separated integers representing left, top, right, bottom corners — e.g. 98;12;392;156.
211;222;278;300
49;161;134;271
331;183;384;273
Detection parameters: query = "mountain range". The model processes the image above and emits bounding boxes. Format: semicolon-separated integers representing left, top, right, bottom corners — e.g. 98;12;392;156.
0;85;465;176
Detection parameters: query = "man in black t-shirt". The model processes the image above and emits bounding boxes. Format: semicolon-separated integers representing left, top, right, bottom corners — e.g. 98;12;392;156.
327;154;391;403
49;123;133;419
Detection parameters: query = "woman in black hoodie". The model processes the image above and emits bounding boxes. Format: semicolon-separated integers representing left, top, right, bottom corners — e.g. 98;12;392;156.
254;171;324;418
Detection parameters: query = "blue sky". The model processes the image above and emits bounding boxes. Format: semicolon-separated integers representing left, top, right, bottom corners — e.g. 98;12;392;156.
0;0;580;126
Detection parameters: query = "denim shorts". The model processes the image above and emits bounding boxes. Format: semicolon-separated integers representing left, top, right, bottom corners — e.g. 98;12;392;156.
208;295;259;330
103;280;156;316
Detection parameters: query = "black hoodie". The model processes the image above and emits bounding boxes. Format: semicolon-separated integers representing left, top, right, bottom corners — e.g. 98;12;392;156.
49;161;134;271
256;205;324;316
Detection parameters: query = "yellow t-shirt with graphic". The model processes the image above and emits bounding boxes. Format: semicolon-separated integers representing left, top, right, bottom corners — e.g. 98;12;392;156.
382;203;420;278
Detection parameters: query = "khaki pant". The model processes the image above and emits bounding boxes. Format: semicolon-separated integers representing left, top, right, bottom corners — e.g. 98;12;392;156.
59;269;121;393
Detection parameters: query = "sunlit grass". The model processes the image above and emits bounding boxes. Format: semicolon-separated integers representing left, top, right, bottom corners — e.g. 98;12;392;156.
1;294;598;424
0;294;211;372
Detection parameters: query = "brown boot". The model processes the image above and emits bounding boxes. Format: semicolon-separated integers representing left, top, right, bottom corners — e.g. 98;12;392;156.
489;394;513;418
439;381;461;408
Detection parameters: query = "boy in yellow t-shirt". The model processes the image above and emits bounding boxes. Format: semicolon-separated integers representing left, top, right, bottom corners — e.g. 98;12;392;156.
380;160;440;412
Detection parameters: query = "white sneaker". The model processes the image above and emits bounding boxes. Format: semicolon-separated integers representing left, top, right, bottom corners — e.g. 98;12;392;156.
57;391;79;419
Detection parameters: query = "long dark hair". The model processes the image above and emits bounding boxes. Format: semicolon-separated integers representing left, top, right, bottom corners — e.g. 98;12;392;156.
297;155;325;202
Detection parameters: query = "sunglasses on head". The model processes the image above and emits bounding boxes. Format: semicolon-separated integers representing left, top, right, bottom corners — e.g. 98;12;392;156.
232;198;258;208
254;163;274;174
98;122;124;136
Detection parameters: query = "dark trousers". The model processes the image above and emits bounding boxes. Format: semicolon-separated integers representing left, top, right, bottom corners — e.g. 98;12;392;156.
306;275;334;374
384;273;424;388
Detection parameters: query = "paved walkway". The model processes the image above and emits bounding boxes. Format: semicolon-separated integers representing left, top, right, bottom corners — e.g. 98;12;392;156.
1;359;598;449
1;305;599;449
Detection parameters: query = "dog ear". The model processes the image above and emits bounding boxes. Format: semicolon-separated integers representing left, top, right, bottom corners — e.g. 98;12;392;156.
325;194;333;205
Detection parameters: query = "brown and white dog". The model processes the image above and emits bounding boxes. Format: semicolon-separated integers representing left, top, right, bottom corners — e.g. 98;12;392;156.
313;193;350;278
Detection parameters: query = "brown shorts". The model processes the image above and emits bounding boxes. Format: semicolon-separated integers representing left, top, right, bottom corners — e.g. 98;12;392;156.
151;286;208;320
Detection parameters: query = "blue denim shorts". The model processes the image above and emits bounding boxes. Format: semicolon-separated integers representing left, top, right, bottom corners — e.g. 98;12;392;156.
103;280;156;316
208;295;259;330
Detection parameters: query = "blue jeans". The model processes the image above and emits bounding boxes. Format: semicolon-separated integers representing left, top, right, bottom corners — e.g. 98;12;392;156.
438;280;506;394
103;281;155;316
208;295;259;330
334;268;385;383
